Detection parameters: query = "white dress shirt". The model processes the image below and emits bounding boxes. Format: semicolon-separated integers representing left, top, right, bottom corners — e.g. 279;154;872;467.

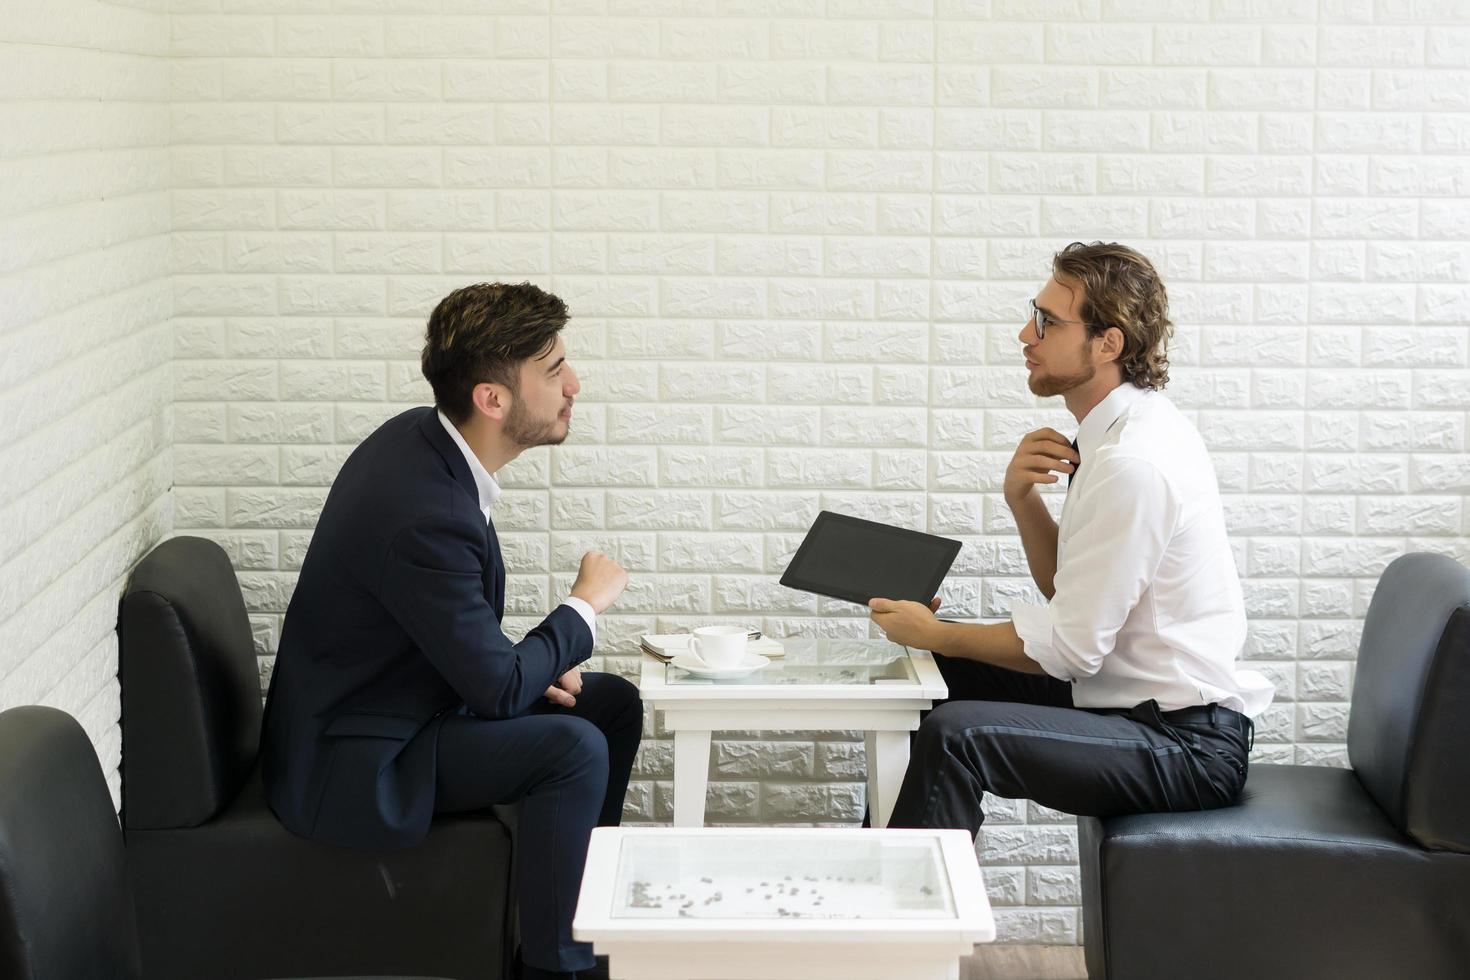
437;409;597;642
1009;384;1273;716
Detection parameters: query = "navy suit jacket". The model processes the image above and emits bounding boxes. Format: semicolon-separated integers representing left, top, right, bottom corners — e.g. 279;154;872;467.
260;407;593;850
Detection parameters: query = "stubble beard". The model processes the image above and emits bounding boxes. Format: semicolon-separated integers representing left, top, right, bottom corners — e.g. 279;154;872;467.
504;397;568;448
1028;337;1097;398
1028;361;1096;398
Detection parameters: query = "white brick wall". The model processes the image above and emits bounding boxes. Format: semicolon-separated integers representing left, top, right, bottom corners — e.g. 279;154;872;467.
0;2;174;805
163;2;1470;945
5;0;1470;946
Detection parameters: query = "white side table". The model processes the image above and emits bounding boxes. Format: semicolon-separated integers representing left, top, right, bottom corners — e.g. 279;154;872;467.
573;826;994;980
637;639;948;828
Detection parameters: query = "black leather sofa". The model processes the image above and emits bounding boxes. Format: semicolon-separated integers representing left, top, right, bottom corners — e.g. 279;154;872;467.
118;536;518;980
0;704;449;980
1080;552;1470;979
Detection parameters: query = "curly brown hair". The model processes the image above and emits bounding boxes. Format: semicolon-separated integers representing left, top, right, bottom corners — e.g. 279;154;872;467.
421;282;568;423
1051;241;1172;391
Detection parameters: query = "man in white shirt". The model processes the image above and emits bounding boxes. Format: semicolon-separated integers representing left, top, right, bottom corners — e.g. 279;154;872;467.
869;242;1273;835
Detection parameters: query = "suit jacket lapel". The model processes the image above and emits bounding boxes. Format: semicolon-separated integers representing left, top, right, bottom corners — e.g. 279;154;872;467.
414;407;480;508
418;408;505;615
484;519;505;617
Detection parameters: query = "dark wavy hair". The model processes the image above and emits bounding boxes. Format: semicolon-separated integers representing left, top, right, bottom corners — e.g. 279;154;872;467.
421;282;568;423
1052;241;1172;391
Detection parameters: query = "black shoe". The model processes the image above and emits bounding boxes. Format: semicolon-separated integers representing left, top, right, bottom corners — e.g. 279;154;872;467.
520;956;607;980
577;956;610;980
521;966;576;980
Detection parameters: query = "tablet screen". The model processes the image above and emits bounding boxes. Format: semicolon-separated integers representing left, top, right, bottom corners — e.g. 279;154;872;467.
779;511;962;607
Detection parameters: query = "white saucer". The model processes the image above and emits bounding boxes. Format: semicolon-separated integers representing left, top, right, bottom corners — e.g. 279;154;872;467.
670;652;771;679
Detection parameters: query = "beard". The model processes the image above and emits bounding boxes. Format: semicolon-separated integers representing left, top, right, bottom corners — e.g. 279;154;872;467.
1028;360;1095;397
503;397;569;448
1028;337;1098;397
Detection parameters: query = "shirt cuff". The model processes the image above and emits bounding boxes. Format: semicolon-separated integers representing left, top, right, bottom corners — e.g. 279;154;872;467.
1010;602;1072;683
560;597;597;646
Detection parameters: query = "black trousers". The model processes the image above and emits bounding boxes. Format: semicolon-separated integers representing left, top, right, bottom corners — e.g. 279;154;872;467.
434;672;643;973
886;654;1251;838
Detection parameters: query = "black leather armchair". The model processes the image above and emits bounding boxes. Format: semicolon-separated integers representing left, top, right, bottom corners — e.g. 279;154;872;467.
0;705;448;980
119;536;517;980
1080;552;1470;979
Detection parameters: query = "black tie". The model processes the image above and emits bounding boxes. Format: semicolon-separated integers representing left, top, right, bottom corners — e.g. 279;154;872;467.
1068;438;1080;488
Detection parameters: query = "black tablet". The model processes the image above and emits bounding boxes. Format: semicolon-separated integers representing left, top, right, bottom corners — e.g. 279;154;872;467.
779;511;962;607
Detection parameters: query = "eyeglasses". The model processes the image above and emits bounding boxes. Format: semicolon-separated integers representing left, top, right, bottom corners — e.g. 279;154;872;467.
1029;299;1102;341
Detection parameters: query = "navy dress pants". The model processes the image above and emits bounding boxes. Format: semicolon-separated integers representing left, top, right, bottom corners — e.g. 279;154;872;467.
886;653;1251;837
434;672;643;973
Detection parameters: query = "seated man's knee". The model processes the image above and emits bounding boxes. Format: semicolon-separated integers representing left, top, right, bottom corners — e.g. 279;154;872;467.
589;671;640;706
547;716;610;775
584;672;644;727
918;701;973;746
609;673;644;720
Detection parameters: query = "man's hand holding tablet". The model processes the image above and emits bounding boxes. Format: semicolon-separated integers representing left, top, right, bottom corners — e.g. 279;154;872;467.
867;596;943;649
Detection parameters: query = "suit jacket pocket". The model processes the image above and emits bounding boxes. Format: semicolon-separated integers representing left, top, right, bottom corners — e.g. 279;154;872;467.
310;712;435;848
324;712;422;740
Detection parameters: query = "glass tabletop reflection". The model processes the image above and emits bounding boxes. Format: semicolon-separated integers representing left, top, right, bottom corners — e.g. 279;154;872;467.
663;637;918;687
610;832;955;920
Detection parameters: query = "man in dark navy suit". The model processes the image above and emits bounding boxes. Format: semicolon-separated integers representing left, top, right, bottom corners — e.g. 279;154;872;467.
261;282;642;980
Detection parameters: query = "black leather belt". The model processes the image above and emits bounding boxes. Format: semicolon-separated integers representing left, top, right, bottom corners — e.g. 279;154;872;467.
1160;702;1244;728
1158;703;1254;748
1092;701;1255;748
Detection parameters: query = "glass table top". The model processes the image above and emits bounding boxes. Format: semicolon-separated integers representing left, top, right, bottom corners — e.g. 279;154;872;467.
664;637;917;687
610;833;955;920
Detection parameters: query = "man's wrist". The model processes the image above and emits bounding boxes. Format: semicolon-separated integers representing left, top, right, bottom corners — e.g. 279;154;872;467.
925;618;957;654
568;589;602;614
1006;484;1046;510
1003;486;1038;514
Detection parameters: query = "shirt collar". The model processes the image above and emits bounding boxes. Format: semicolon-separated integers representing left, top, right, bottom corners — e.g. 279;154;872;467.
1075;382;1147;460
437;408;501;514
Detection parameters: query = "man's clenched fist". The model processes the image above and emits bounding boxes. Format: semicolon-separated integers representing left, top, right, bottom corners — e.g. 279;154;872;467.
569;550;629;614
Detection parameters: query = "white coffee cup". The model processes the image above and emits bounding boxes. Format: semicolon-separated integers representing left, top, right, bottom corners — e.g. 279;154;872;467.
688;625;748;669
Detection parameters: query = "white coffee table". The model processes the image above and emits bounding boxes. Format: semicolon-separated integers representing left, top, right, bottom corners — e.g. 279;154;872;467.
573;826;994;980
637;639;948;828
